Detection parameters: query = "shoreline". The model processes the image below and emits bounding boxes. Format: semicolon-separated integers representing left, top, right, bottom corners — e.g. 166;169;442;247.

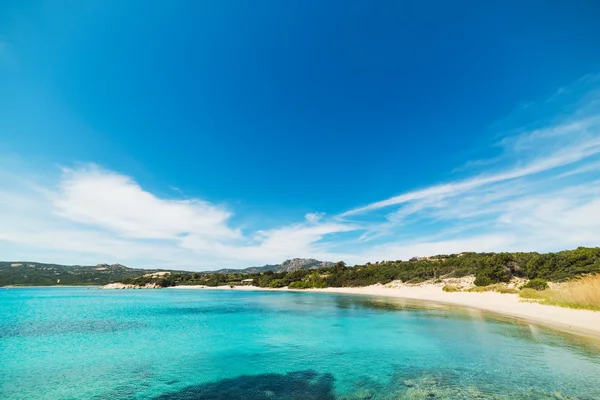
169;284;600;338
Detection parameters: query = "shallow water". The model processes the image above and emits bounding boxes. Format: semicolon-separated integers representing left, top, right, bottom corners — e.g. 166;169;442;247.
1;287;599;399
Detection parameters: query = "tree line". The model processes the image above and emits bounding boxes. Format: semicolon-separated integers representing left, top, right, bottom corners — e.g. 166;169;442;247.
120;247;600;289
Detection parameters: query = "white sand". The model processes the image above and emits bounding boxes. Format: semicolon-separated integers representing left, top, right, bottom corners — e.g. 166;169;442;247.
169;284;600;338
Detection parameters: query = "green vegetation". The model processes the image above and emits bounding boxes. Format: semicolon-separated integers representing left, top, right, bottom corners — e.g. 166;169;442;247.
493;285;519;294
0;262;183;287
268;279;286;288
288;281;311;289
118;247;600;291
441;283;518;294
519;288;547;300
466;284;518;294
442;285;460;292
520;278;549;291
473;255;513;286
6;247;597;290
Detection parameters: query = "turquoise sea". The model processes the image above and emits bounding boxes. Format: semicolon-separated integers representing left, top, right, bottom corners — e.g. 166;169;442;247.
1;287;600;399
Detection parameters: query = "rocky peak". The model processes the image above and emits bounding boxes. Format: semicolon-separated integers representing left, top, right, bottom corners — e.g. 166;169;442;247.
278;258;334;272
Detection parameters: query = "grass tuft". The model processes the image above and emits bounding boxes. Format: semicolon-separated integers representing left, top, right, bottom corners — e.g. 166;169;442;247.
442;285;461;292
519;288;546;300
466;284;518;294
494;286;519;294
466;286;489;292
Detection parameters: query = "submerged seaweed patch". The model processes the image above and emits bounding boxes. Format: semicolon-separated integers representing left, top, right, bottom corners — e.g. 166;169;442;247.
336;366;582;400
154;370;335;400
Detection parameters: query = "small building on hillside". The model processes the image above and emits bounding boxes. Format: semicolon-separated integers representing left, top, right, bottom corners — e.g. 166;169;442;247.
241;279;254;284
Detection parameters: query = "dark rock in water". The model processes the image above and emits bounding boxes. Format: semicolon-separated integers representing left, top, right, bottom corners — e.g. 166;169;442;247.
154;370;335;400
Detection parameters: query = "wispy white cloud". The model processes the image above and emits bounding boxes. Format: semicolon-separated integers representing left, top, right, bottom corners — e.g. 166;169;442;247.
0;164;355;269
305;212;325;223
54;165;240;240
556;159;600;178
341;122;600;217
334;74;600;259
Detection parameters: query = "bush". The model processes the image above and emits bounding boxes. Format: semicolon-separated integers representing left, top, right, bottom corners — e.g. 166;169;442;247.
451;268;472;278
289;281;310;289
494;285;519;294
473;274;492;287
474;265;511;286
521;278;549;291
268;279;286;288
442;285;460;292
467;285;490;292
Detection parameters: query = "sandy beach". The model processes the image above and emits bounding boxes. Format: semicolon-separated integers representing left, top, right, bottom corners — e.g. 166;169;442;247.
169;284;600;338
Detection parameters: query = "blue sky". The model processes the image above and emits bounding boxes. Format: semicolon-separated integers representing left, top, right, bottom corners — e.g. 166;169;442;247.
1;1;600;269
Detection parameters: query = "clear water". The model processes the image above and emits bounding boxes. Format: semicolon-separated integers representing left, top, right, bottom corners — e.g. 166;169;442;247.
1;287;600;399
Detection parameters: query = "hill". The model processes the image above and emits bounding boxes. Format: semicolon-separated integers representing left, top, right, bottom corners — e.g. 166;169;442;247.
0;258;333;287
211;258;333;274
0;262;183;287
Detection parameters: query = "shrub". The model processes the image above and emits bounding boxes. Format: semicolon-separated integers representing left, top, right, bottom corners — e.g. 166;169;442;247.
289;281;310;289
494;285;519;294
451;268;472;278
474;266;511;286
473;274;492;287
521;278;549;291
268;279;286;288
467;285;490;292
306;273;328;288
442;285;460;292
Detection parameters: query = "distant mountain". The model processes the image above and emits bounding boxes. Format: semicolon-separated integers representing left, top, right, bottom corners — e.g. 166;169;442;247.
0;258;335;286
211;258;334;274
0;262;184;287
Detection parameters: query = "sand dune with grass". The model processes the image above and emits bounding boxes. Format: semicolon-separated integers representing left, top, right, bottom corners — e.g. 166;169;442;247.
520;274;600;311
